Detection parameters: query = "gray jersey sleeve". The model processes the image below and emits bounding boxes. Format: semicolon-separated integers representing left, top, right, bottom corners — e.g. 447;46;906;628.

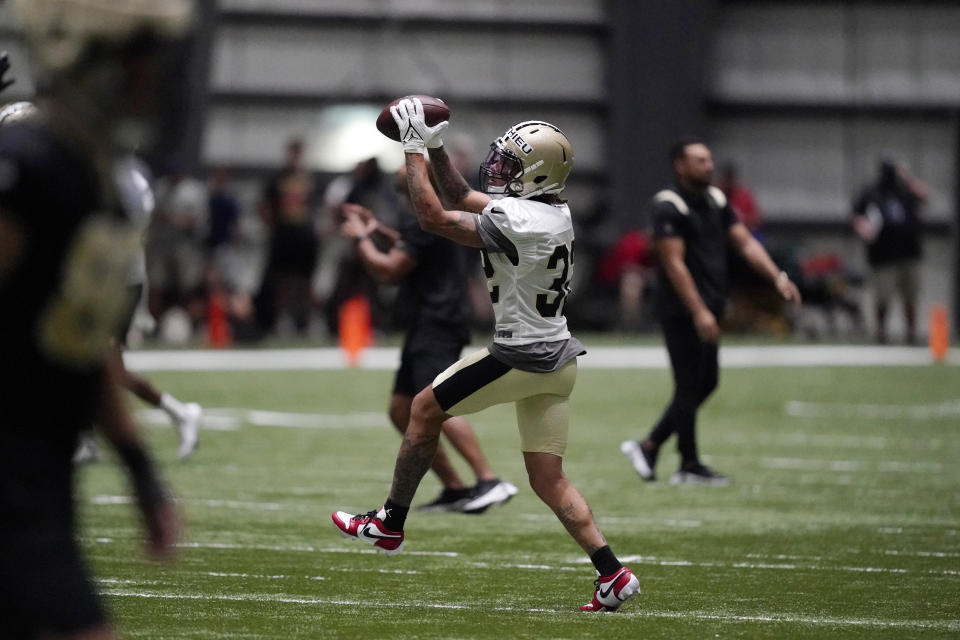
477;209;520;266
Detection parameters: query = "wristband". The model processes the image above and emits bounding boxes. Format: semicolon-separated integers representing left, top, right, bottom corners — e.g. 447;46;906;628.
114;441;166;510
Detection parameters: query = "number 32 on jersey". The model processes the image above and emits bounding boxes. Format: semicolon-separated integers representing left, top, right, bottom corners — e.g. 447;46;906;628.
480;241;573;318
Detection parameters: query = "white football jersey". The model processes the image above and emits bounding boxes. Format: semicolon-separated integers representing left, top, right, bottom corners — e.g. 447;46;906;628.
114;156;155;285
478;197;575;346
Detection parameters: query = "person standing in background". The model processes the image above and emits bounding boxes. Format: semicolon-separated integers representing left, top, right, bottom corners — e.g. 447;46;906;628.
621;137;800;486
147;165;209;323
255;137;321;336
852;156;929;344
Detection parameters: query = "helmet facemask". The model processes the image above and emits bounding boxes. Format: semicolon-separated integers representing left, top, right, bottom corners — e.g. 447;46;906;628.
478;121;574;199
479;142;524;196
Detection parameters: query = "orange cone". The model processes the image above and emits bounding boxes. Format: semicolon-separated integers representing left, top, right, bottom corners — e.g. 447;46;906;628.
339;295;372;366
929;303;949;363
207;291;231;348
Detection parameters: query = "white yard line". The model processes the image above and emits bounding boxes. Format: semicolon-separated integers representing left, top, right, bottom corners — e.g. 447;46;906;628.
170;540;459;558
84;537;959;578
91;495;295;511
786;399;960;420
124;345;959;372
759;457;944;474
98;589;960;630
135;408;385;430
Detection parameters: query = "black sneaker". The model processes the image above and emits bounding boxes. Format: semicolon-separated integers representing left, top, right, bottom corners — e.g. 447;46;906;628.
461;478;518;514
670;463;730;486
416;487;472;512
620;440;657;481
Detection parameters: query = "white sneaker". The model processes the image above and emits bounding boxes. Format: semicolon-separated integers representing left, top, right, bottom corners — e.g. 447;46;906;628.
73;433;101;465
620;440;656;481
331;507;405;555
175;403;202;460
462;479;518;514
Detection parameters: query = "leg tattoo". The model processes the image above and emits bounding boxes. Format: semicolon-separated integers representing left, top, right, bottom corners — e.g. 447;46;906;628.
390;432;439;504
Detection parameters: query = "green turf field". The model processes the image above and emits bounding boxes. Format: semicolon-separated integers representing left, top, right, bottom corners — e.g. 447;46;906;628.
78;363;960;638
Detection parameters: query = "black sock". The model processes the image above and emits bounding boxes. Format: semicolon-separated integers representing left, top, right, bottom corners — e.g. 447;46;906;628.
590;546;623;577
381;499;409;531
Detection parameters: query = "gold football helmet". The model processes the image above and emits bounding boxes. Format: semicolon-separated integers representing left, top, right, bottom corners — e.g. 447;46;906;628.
12;0;195;151
480;121;574;199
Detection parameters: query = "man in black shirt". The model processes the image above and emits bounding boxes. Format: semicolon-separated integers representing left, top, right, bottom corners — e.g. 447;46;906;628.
621;137;800;485
852;157;929;344
255;138;320;335
0;1;189;637
339;169;517;514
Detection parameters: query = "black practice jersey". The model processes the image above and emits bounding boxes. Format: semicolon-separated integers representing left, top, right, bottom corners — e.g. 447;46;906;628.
0;120;139;523
651;184;737;319
393;207;471;331
852;185;922;266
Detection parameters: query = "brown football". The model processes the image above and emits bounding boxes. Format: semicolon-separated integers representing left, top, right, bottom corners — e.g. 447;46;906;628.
376;95;451;141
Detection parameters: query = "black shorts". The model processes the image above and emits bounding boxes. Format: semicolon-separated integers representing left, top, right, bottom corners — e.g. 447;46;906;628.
392;323;470;397
115;283;144;346
0;529;106;638
268;226;318;278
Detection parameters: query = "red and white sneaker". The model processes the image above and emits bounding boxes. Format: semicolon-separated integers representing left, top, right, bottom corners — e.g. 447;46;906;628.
580;567;640;612
331;507;405;555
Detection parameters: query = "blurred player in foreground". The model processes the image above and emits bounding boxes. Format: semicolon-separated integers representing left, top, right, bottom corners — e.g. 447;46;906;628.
0;51;202;465
340;173;517;514
0;1;192;637
621;138;801;486
333;99;640;612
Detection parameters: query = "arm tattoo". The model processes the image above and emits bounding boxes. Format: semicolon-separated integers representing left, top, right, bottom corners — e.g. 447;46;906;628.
406;154;483;247
453;211;478;234
429;147;472;204
389;432;439;504
406;159;437;221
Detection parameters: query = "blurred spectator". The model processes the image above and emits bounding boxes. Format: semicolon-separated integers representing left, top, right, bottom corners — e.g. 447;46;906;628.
254;137;321;336
204;166;248;289
796;251;864;337
718;161;762;235
595;229;655;330
147;165;209;327
719;162;763;236
720;161;781;333
851;157;929;344
319;157;400;335
206;166;240;257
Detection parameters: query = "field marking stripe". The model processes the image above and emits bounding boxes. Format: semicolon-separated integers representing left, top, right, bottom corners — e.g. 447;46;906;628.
135;408;385;430
99;590;960;630
758;457;945;474
786;399;960;420
84;537;959;576
124;346;959;371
